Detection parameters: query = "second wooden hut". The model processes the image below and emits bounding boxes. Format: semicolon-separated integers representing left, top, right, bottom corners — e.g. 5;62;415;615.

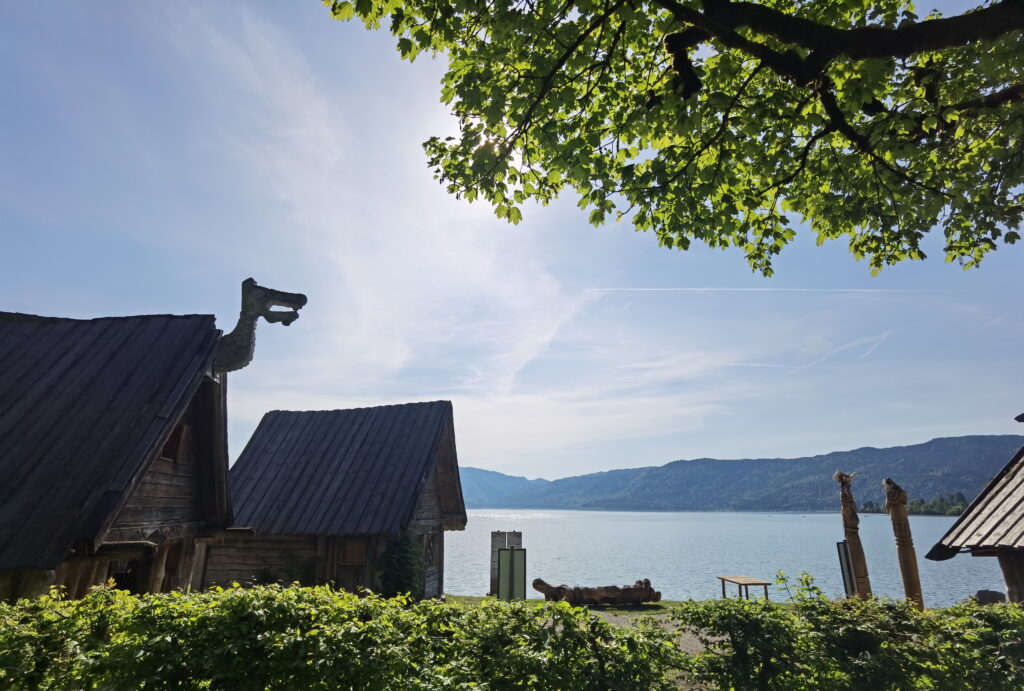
201;401;466;598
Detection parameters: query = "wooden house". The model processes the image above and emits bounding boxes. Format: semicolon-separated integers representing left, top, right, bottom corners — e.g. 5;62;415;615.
0;312;230;601
926;444;1024;602
0;279;306;602
201;401;467;598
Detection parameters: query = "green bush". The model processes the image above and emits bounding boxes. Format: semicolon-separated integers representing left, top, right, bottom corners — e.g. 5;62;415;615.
378;533;425;599
0;584;677;690
671;572;1024;690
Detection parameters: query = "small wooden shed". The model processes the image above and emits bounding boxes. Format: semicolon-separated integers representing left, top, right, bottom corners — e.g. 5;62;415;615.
926;444;1024;602
0;312;230;601
201;401;467;598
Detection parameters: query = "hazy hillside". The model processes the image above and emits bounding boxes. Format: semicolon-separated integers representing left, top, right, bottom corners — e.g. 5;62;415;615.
460;435;1024;512
457;467;549;506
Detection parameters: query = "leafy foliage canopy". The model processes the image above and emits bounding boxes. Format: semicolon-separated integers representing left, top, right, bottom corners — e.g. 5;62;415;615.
327;0;1023;273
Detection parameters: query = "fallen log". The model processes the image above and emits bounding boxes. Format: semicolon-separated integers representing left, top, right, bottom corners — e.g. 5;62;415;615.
532;578;662;606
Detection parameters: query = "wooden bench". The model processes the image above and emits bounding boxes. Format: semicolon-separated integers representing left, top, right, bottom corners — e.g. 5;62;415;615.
717;575;771;601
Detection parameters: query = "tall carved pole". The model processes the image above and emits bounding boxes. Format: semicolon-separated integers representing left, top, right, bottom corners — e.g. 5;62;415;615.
833;471;872;597
883;478;924;610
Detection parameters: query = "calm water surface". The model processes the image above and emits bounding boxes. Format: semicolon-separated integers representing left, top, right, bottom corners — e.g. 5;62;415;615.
444;510;1005;607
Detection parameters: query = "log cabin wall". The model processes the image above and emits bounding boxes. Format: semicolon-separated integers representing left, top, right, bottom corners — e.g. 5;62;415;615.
408;469;445;598
203;535;318;587
202;534;384;591
109;407;204;538
432;421;467;531
318;535;384;591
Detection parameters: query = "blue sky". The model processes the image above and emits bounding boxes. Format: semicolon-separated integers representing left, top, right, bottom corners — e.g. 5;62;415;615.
2;2;1021;479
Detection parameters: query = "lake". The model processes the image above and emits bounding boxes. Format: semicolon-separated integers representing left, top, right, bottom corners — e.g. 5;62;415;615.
444;510;1005;607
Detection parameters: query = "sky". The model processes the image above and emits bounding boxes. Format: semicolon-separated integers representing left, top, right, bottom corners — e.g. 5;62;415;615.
1;2;1021;479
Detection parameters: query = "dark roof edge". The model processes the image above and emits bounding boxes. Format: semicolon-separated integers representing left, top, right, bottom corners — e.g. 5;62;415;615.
259;400;453;417
924;444;1024;561
0;311;215;323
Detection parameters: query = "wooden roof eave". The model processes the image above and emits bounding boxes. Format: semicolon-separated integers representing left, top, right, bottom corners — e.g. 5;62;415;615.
926;444;1024;561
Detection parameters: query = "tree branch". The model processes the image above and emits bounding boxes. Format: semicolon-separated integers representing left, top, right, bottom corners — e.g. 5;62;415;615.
704;0;1024;60
656;0;1024;85
818;84;949;197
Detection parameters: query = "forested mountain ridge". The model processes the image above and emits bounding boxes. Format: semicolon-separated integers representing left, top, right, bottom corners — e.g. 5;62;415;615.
461;435;1024;512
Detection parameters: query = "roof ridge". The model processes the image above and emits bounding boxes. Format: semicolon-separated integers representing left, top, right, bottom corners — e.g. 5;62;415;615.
0;311;215;323
263;400;452;416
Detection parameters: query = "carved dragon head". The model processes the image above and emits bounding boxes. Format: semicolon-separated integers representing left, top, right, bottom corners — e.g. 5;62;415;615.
240;277;307;326
213;278;308;374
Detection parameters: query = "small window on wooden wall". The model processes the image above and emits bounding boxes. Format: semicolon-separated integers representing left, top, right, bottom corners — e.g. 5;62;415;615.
339;540;367;566
159;425;189;464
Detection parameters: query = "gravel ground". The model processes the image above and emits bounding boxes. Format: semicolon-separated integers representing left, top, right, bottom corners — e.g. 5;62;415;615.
588;607;705;655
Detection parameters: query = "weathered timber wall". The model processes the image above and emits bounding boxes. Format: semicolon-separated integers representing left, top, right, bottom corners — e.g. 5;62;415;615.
109;414;203;533
203;534;318;587
407;470;444;598
203;534;384;592
432;421;466;530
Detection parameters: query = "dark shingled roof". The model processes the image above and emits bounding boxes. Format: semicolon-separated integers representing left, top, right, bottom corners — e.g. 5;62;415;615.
927;445;1024;561
231;401;462;536
0;312;220;569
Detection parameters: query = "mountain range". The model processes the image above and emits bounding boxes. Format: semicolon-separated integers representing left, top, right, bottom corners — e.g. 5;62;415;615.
459;435;1024;512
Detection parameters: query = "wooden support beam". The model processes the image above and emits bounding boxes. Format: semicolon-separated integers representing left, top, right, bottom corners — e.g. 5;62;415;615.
997;551;1024;603
188;542;208;592
73;561;101;599
147;543;171;594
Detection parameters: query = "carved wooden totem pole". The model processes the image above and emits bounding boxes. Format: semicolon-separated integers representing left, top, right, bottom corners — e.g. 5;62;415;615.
883;477;924;609
833;471;872;597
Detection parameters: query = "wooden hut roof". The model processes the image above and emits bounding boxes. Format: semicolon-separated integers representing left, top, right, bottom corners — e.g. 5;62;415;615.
230;401;467;536
0;312;220;569
926;444;1024;561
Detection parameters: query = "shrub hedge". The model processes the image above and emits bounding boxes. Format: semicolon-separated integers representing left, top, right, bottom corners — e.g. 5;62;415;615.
2;577;1023;690
671;573;1024;691
0;584;676;690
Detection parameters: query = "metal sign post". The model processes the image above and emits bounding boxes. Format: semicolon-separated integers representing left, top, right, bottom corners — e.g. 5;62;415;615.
497;547;527;601
837;540;856;597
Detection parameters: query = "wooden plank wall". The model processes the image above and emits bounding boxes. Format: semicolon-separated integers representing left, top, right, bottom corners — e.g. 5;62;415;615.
203;535;319;587
432;422;466;530
109;412;203;532
318;536;382;592
408;470;445;598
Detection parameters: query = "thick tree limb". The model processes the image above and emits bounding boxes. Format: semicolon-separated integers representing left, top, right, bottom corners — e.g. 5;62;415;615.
952;83;1024;111
657;0;1024;85
700;0;1024;59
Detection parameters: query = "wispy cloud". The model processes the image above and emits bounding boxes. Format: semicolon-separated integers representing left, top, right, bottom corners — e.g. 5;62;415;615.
976;313;1010;331
782;329;899;377
167;8;600;450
